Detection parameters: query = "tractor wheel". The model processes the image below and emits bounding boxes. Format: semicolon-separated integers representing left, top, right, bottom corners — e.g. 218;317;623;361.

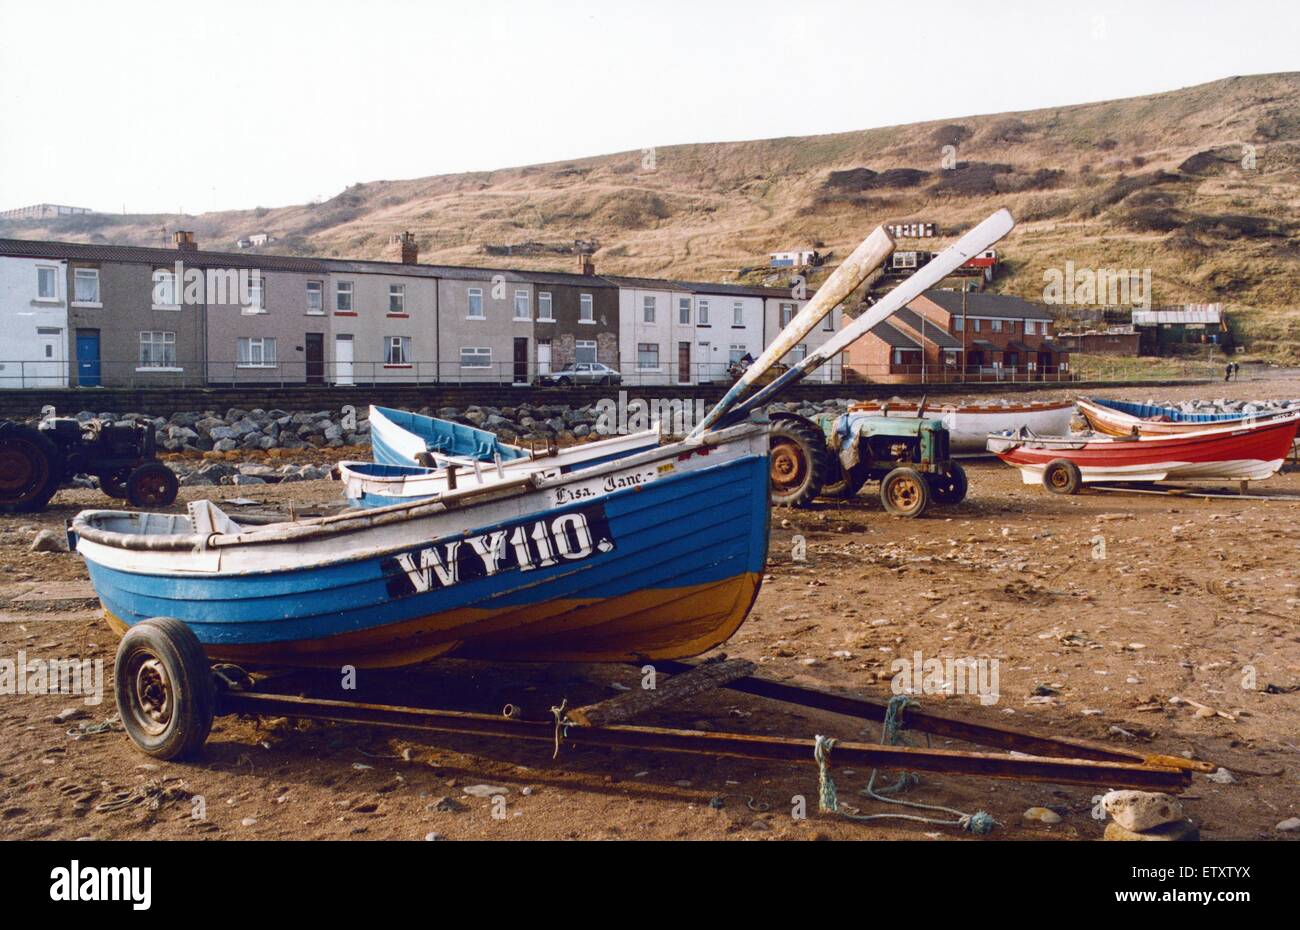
100;468;132;499
768;414;832;508
126;462;179;508
880;466;931;518
821;460;870;500
1042;459;1083;495
0;422;62;513
929;462;969;505
114;618;215;760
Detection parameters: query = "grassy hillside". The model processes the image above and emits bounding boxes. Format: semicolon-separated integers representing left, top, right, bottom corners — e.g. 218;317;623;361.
5;73;1298;357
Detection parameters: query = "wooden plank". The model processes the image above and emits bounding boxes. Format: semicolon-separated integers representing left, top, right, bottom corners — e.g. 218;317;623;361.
564;658;756;727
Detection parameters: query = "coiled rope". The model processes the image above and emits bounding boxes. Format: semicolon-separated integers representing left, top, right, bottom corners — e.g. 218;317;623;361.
814;695;996;834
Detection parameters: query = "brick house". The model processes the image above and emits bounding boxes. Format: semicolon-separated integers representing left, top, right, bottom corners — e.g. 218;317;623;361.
843;289;1067;383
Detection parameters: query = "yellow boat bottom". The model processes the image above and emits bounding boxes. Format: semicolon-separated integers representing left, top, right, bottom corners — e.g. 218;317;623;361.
102;572;763;669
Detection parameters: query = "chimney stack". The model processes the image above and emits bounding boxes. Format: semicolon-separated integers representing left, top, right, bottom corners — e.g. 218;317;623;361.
575;238;597;275
389;231;419;264
174;230;197;251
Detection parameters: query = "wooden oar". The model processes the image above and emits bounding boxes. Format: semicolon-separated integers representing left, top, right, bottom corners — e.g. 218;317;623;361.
719;208;1015;423
688;225;895;439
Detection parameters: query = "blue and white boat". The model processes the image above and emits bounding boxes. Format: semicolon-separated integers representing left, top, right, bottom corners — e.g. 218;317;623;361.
351;405;660;508
72;419;771;667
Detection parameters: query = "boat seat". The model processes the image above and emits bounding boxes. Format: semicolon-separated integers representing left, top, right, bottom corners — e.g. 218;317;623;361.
188;500;245;536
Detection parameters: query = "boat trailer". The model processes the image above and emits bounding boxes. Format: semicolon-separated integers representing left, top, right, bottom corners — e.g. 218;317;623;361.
210;655;1211;794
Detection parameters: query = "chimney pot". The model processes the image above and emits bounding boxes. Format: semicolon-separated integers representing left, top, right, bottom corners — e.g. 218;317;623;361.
389;231;419;264
174;230;197;251
578;253;595;276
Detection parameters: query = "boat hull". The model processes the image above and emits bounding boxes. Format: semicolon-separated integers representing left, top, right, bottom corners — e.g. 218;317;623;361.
76;427;771;667
849;400;1075;453
989;416;1300;485
1077;397;1270;437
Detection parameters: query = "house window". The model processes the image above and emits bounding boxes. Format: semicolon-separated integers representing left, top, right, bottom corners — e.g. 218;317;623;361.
579;293;594;322
73;268;100;304
152;269;179;308
791;344;808;363
575;340;597;364
973;319;982;333
139;331;176;368
954;317;965;332
732;301;744;326
306;281;323;314
678;297;691;324
538;292;553;320
1025;320;1037;335
385;335;411;365
514;289;529;320
823;311;834;332
698;299;710;326
245;274;264;312
643;295;656;323
990;319;1003;333
36;266;58;300
779;302;795;326
389;284;405;314
336;281;353;312
467;288;484;319
637;343;660;369
237;336;277;367
460;346;491;368
729;344;747;365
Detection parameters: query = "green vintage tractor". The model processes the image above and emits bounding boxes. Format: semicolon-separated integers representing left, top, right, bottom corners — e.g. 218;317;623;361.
768;410;966;517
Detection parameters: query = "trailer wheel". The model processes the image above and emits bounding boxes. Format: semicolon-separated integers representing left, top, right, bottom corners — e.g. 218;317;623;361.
929;462;969;505
0;422;62;514
100;468;132;499
1042;459;1082;495
881;466;930;517
821;461;869;499
768;414;832;508
114;618;215;760
125;462;179;508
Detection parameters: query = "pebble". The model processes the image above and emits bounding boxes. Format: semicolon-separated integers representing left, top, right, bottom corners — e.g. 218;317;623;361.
462;784;509;798
53;707;89;724
1022;807;1062;824
1103;819;1199;842
1276;817;1300;832
1102;791;1184;832
424;832;446;841
241;817;258;827
1204;767;1236;784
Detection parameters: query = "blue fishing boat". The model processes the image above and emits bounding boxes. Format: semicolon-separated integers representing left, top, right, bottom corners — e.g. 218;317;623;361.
1078;397;1300;437
369;405;529;467
73;420;772;667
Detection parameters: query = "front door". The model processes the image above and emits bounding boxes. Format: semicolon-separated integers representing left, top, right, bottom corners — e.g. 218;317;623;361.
305;333;324;384
678;341;691;383
335;334;354;385
513;337;528;384
536;340;552;377
76;329;101;387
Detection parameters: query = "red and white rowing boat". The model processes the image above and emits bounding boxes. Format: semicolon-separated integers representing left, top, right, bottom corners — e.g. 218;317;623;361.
986;414;1300;491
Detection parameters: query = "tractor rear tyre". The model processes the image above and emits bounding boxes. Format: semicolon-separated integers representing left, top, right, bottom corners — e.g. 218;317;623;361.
768;414;833;508
126;462;179;508
1042;459;1083;495
0;422;62;513
880;466;931;518
100;468;132;499
929;462;969;505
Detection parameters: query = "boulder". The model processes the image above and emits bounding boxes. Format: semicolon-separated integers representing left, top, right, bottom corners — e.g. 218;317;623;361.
1102;790;1184;832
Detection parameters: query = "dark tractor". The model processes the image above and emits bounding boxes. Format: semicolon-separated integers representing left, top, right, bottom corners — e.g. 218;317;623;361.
767;411;966;518
0;417;179;513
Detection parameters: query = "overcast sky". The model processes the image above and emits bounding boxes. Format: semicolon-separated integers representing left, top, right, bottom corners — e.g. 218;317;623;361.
1;0;1296;215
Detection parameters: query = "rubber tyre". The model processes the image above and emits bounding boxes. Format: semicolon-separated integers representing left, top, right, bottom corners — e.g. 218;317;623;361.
768;414;833;508
114;618;215;760
100;468;132;499
821;461;869;499
126;462;179;508
880;466;931;517
929;462;969;505
1042;459;1083;495
0;422;62;513
557;377;572;386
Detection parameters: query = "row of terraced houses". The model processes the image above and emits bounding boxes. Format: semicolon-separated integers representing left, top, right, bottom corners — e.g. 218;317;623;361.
0;231;1065;389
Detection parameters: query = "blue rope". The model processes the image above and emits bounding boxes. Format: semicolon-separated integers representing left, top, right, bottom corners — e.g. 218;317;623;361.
813;694;997;834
